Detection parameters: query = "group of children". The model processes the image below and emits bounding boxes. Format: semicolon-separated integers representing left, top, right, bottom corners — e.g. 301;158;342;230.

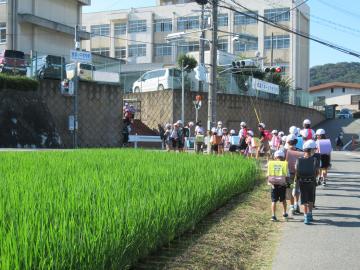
266;119;332;225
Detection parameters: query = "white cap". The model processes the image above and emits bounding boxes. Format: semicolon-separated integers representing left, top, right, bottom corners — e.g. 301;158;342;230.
211;127;217;133
258;123;266;128
282;135;287;142
230;129;236;134
303;139;317;150
271;129;278;134
222;127;228;131
316;128;326;135
240;121;247;127
165;123;171;128
274;150;285;158
278;131;285;137
188;121;194;127
248;130;254;136
289;126;298;135
303;119;311;125
176;120;183;125
217;121;223;125
286;134;297;142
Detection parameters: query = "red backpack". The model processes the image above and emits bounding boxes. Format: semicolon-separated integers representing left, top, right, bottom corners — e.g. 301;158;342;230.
263;130;272;141
306;129;313;140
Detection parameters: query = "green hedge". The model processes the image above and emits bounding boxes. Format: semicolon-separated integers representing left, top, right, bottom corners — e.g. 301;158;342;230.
0;74;39;92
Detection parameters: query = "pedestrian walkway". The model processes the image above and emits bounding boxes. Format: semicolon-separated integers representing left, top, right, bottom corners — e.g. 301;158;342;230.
273;151;360;270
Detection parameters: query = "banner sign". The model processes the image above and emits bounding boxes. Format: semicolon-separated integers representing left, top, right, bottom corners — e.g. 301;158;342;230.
251;78;280;95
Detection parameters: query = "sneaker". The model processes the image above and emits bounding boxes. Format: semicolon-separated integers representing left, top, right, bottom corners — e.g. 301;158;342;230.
308;213;313;222
322;179;327;186
295;206;301;215
271;216;277;222
304;217;310;225
283;213;289;220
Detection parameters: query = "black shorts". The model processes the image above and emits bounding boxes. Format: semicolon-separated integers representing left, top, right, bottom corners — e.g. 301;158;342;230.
239;138;247;150
211;144;219;152
271;185;286;202
320;154;330;168
229;145;237;152
299;181;316;204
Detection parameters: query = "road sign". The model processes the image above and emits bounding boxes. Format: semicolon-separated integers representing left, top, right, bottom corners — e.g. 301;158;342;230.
70;50;92;63
68;115;78;131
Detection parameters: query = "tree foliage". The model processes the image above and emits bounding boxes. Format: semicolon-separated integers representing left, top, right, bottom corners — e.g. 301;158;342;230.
177;54;198;72
310;62;360;87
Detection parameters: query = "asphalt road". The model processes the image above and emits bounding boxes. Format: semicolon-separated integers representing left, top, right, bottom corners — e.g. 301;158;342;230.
272;151;360;270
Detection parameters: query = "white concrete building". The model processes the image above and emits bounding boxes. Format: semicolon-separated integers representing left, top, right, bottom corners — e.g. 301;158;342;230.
309;82;360;111
82;0;310;91
0;0;91;58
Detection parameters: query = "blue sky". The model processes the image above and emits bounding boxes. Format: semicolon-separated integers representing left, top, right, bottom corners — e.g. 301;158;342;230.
84;0;360;67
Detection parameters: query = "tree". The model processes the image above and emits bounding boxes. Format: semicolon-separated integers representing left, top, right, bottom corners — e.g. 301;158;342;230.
177;54;198;72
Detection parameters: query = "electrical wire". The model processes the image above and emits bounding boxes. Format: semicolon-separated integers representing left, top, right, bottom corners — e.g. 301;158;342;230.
317;0;360;20
214;0;360;59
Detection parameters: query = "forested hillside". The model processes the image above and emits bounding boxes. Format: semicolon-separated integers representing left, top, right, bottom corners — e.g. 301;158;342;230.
310;62;360;86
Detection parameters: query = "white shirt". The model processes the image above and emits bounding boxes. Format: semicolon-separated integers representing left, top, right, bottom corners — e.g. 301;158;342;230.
195;126;204;135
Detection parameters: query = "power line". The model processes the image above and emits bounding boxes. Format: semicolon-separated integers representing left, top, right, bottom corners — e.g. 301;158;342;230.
267;0;309;22
317;0;360;20
215;0;360;59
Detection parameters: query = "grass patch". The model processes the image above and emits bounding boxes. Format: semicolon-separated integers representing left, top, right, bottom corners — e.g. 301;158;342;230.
0;73;39;91
136;181;282;270
0;149;260;269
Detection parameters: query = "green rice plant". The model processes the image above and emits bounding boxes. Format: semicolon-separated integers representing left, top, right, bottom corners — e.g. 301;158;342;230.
0;149;260;269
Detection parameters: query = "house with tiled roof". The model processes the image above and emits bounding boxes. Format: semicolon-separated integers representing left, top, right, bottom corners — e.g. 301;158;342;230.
309;82;360;111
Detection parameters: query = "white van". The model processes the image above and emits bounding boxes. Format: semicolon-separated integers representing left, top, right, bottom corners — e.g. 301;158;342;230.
66;63;95;81
132;68;182;93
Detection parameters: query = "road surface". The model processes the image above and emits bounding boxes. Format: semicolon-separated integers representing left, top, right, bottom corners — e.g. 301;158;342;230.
272;151;360;270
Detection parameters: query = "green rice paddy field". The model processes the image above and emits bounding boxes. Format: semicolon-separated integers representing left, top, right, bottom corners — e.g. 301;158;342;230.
0;150;260;269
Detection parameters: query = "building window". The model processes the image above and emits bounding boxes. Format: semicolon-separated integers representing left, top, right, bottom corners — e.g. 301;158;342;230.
0;23;6;43
234;39;258;52
128;44;146;57
342;87;346;93
114;23;127;36
115;47;126;59
177;16;199;31
264;35;290;49
218;14;228;27
234;11;258;25
217;39;228;52
264;8;290;22
90;24;110;37
314;96;326;106
155;44;172;56
330;88;334;93
351;95;360;105
91;48;110;57
178;41;199;54
155;19;172;32
128;20;147;33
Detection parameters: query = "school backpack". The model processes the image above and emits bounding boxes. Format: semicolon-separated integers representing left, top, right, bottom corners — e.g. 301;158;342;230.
286;150;304;174
317;139;332;154
267;160;288;185
263;130;272;141
296;157;318;179
305;129;313;140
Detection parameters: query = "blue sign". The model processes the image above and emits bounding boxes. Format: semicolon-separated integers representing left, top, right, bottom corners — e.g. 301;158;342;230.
70;50;92;63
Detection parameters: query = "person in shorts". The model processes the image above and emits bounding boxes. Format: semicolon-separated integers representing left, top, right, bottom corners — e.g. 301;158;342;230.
268;150;288;221
257;123;270;159
295;140;319;225
239;122;248;155
285;134;304;215
316;128;331;186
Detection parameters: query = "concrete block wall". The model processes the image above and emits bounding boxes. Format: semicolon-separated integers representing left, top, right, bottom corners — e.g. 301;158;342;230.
39;80;123;148
125;90;325;134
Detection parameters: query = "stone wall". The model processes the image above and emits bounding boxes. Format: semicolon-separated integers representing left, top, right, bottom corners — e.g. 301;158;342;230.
125;90;325;133
38;80;123;148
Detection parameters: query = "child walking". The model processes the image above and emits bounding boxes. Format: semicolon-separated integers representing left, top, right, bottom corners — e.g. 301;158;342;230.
267;150;289;221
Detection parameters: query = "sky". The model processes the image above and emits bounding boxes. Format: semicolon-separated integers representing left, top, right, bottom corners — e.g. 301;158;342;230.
83;0;360;67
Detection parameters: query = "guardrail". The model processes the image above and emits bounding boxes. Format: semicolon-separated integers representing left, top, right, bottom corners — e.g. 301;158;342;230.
129;134;163;149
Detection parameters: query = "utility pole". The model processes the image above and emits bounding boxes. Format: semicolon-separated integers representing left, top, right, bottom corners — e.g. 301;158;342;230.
271;32;274;66
199;3;205;92
73;25;80;148
208;0;218;130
